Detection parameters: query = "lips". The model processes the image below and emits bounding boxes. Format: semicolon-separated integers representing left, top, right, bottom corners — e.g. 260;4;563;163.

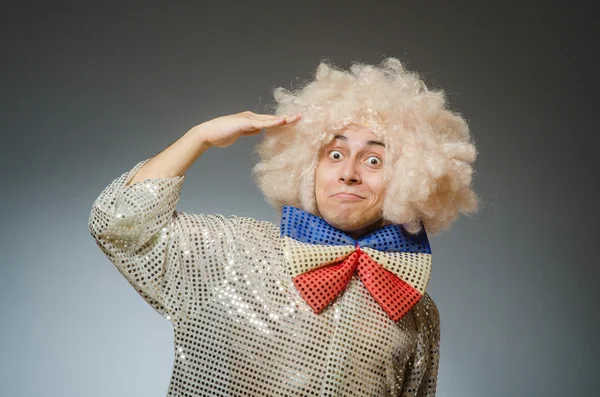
333;193;363;199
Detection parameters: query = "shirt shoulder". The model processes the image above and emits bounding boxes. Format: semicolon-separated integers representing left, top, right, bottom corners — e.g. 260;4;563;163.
410;292;441;339
236;215;280;238
419;292;440;323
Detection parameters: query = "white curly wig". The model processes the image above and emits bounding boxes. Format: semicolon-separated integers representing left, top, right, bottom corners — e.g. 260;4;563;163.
252;57;479;236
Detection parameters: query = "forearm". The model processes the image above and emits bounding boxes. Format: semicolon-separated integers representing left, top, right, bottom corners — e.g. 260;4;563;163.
126;125;212;186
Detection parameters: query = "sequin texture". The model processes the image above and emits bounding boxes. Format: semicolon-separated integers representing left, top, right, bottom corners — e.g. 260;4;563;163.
88;158;441;396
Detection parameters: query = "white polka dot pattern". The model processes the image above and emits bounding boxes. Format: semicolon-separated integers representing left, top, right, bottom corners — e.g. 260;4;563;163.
361;247;432;294
88;158;441;396
283;235;356;277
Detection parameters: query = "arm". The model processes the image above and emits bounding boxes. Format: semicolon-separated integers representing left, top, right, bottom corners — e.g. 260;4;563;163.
126;110;301;186
125;125;211;186
88;112;301;325
88;158;191;324
401;293;441;397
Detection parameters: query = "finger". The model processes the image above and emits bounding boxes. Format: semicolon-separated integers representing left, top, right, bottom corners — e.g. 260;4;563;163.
248;113;300;131
256;117;287;128
261;114;301;130
254;112;299;122
283;113;302;123
240;119;282;133
246;112;281;120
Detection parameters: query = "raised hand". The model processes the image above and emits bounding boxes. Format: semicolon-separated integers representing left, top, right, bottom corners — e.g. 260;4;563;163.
195;111;302;149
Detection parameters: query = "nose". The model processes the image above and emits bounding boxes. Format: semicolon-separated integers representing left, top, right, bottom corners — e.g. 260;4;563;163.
339;158;361;184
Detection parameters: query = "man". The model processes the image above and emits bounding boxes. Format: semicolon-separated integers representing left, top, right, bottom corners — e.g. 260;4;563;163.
89;57;478;396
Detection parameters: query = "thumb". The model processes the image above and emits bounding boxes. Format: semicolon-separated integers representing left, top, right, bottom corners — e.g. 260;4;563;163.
242;129;263;136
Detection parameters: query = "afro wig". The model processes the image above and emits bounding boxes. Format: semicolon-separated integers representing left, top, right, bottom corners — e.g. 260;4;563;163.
252;57;479;236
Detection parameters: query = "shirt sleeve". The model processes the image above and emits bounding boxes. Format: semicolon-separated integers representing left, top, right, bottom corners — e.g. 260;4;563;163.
401;293;441;397
88;158;237;326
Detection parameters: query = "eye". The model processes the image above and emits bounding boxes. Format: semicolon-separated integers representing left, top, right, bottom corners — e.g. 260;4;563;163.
328;150;343;160
366;156;382;166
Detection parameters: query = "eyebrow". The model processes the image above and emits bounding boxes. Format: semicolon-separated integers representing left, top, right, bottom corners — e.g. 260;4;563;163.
332;134;385;148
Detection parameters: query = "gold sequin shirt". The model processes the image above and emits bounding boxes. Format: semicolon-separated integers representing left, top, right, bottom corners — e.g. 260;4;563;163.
88;158;441;396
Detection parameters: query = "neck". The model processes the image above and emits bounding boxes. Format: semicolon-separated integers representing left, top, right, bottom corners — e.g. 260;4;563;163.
346;219;386;240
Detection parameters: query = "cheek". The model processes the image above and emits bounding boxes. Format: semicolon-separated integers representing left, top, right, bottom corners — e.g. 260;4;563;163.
315;164;333;190
369;176;386;200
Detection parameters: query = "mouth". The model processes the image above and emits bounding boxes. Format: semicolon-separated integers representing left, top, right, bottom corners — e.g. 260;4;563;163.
332;193;363;200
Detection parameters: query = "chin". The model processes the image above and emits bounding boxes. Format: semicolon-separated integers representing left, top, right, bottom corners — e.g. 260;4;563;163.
321;208;369;232
318;199;384;233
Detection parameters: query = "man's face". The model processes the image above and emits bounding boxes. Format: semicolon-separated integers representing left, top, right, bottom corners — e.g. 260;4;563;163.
315;124;386;239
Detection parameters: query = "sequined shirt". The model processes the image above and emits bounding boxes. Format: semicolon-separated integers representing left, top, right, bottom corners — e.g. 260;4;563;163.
88;158;441;397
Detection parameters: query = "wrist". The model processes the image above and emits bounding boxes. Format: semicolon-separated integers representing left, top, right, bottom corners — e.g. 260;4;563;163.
188;124;214;151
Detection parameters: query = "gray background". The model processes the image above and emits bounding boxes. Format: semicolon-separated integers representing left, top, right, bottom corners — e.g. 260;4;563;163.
2;1;598;396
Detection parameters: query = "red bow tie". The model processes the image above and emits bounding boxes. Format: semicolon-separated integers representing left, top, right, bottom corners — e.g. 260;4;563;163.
280;206;432;322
